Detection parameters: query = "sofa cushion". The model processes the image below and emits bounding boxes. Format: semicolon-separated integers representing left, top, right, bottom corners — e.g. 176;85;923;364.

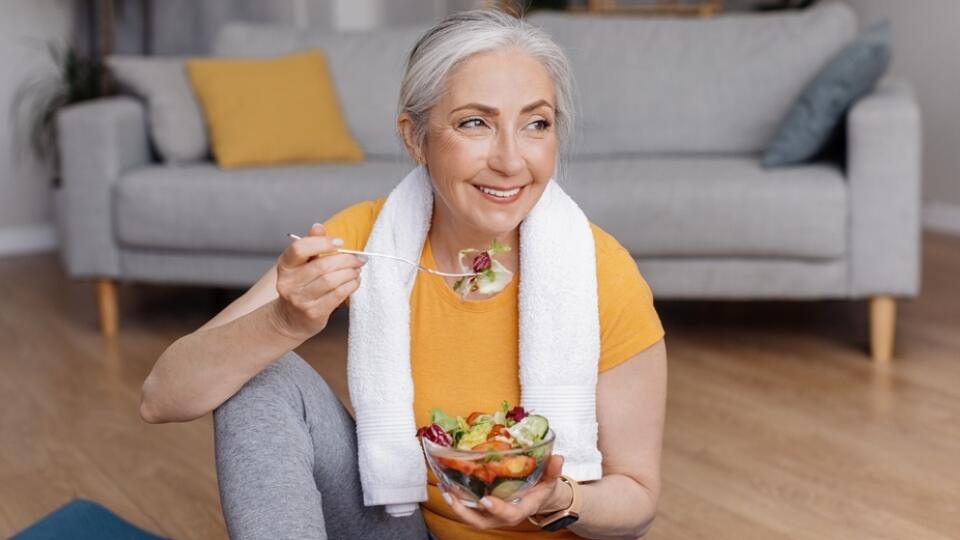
527;3;856;156
116;156;846;260
762;20;892;167
563;156;847;259
107;56;209;164
186;50;364;168
213;24;428;159
115;161;411;253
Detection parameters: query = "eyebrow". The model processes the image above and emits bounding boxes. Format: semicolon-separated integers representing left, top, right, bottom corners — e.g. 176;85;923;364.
450;99;554;115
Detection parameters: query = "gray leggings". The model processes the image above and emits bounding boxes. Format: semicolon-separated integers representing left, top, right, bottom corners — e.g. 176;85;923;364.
214;351;433;540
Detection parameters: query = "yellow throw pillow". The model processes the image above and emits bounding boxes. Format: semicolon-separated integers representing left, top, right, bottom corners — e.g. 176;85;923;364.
186;50;364;168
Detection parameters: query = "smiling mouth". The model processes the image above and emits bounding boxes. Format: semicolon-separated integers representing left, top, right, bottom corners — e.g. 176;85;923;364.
474;185;524;199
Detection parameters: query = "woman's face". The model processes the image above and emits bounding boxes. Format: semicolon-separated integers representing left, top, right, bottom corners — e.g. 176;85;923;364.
409;48;558;238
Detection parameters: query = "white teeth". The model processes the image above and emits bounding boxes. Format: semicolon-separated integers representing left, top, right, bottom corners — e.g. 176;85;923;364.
478;185;521;198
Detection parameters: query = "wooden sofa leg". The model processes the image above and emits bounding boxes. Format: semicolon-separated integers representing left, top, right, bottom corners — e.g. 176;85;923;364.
96;278;119;338
869;296;896;364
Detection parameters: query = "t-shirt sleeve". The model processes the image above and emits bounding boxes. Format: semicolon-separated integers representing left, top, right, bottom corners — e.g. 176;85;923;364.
321;197;385;251
593;225;665;373
320;198;385;307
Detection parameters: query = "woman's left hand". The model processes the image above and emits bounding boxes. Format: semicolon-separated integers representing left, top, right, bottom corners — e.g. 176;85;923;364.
441;455;569;530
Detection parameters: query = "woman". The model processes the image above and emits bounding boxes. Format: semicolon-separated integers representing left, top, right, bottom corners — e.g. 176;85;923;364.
141;8;666;540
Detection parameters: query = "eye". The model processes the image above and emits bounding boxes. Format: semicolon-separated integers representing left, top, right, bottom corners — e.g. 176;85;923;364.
529;119;552;131
459;118;486;129
527;117;552;131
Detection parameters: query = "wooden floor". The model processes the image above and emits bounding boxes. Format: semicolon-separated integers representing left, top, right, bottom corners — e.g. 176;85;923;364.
1;234;958;539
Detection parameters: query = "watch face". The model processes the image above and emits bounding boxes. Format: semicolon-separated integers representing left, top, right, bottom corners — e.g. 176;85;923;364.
542;514;579;532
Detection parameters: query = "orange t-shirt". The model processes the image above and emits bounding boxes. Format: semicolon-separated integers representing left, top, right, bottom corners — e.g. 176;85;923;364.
323;198;664;540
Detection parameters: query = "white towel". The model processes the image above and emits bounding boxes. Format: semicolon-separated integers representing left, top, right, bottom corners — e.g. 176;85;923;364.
347;165;602;517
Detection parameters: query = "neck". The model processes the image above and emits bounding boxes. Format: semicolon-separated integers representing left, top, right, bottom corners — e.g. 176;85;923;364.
428;202;519;274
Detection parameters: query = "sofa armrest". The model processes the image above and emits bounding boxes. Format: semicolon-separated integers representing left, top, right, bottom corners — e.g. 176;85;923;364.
56;96;150;278
847;77;922;297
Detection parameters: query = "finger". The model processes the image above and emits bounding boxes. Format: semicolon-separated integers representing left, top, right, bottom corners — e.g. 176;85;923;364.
310;252;366;276
329;272;362;302
441;488;499;530
302;266;361;299
541;455;564;483
480;478;555;520
290;253;365;287
525;455;566;503
295;222;331;263
278;253;362;294
305;222;326;237
310;274;361;313
279;235;342;268
480;455;565;519
476;493;531;524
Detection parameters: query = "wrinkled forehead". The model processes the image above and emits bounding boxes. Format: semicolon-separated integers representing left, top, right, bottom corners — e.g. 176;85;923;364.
438;48;556;112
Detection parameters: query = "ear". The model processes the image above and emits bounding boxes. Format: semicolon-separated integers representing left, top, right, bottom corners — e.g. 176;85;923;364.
397;113;425;164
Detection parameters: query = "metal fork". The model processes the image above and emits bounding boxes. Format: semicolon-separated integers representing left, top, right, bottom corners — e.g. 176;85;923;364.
286;233;479;278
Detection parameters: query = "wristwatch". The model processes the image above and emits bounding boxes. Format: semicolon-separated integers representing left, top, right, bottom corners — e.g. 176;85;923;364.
528;474;581;531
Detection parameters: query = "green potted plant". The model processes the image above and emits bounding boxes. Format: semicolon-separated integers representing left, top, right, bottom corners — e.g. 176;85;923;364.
13;41;110;190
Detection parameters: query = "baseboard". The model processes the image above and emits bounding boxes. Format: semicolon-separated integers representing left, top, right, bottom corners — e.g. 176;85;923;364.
924;202;960;236
0;223;58;258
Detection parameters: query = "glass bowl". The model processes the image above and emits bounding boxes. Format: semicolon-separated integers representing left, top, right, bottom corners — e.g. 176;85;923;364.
422;429;555;508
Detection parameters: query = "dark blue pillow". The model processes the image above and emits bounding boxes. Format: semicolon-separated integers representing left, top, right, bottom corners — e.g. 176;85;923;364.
762;20;892;168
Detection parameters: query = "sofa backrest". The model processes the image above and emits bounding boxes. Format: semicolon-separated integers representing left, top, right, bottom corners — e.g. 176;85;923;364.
214;1;856;159
214;23;429;158
527;2;856;156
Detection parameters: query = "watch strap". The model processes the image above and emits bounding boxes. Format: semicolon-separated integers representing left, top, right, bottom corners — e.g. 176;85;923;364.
528;474;581;530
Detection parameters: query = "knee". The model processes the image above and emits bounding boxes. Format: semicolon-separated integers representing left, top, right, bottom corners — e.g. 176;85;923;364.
214;351;315;421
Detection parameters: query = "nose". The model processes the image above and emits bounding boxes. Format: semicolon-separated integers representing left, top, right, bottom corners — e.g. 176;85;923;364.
487;127;525;177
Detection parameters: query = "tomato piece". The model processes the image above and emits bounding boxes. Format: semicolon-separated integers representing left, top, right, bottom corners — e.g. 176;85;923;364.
487;424;509;440
470;440;512;452
486;456;536;478
437;457;477;476
473;464;498;484
466;412;485;425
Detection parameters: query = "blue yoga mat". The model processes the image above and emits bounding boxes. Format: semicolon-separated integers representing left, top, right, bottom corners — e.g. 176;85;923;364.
12;499;167;540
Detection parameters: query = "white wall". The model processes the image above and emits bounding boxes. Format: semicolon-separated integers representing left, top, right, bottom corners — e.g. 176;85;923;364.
844;0;960;233
0;0;71;256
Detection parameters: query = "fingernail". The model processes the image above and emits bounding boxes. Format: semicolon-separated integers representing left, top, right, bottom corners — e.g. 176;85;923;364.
442;492;453;506
332;238;344;247
480;497;493;509
357;255;368;263
312;222;321;228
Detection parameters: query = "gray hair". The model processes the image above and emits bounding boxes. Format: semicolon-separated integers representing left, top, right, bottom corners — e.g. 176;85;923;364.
397;8;577;174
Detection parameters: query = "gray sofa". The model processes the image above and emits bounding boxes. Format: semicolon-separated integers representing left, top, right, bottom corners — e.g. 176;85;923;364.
55;2;921;361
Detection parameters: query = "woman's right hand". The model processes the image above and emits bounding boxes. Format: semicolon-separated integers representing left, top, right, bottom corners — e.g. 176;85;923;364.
270;222;366;341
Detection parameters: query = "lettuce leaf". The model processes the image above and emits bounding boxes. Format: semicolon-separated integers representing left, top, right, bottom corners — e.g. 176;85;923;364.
430;408;459;433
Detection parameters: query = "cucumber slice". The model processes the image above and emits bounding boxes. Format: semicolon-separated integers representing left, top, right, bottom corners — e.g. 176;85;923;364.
507;415;550;446
524;415;549;440
527;445;548;460
490;479;527;500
